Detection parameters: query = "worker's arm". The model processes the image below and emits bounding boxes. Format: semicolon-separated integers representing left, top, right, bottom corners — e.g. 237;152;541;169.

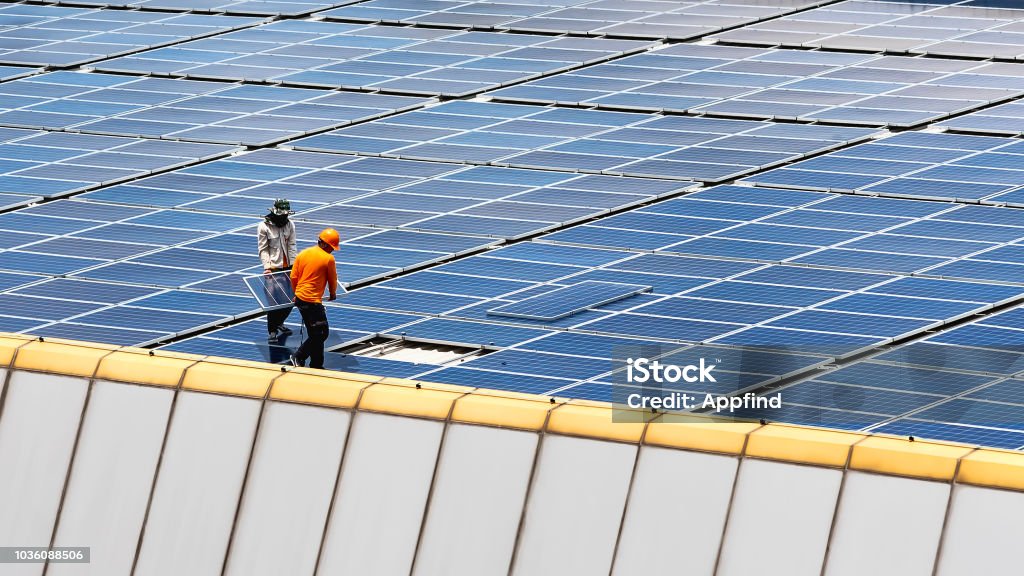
290;258;301;292
327;257;338;301
257;223;273;272
286;221;298;264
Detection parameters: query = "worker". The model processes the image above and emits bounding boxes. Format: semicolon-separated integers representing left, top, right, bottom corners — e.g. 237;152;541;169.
289;228;340;369
257;198;297;343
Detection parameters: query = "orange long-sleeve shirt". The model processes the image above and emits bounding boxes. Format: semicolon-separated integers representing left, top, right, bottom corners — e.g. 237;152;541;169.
290;245;337;303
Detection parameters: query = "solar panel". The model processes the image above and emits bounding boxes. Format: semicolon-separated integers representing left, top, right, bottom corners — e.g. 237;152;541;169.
711;0;1024;60
0;72;432;145
320;0;828;40
0;65;41;82
34;0;364;17
0;128;239;210
290;101;879;182
937;101;1024;136
487;280;651;321
0;4;263;67
487;44;1024;127
91;21;653;96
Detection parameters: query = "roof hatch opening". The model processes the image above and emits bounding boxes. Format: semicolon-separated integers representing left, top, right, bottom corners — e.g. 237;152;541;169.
336;336;488;366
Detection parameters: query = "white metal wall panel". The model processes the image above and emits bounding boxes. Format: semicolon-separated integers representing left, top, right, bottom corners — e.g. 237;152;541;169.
512;435;637;576
224;401;350;576
825;471;948;576
0;371;88;576
133;391;261;576
319;412;444;576
937;484;1024;575
718;459;842;576
413;423;537;576
49;381;175;576
612;446;738;576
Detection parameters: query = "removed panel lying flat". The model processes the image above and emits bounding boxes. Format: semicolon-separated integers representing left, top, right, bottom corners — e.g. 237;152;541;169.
711;0;1024;60
291;100;879;181
0;4;263;67
93;21;653;97
322;0;828;40
0;65;41;82
489;44;1024;127
0;72;431;145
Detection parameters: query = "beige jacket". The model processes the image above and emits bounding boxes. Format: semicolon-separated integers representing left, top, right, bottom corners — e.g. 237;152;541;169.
257;219;297;270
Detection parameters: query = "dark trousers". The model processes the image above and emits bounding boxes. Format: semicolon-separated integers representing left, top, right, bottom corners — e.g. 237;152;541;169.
295;297;329;369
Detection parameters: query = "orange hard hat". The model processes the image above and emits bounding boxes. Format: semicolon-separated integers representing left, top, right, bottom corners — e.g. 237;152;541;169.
319;228;340;250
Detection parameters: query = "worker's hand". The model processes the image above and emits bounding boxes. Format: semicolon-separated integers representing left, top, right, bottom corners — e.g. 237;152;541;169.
328;293;337;301
264;269;272;274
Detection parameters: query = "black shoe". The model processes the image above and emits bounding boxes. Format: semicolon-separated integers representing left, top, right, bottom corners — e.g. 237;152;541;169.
267;331;280;344
289;354;304;367
278;326;293;336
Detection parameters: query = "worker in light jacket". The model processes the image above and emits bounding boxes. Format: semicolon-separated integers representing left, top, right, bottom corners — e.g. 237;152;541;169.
257;198;297;343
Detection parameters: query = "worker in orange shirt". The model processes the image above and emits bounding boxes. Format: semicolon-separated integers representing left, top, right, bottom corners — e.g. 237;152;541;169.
289;228;340;369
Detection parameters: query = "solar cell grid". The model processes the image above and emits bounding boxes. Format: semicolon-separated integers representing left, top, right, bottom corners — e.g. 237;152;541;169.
92;20;653;96
320;0;828;40
0;71;433;145
34;0;364;17
488;44;1023;127
711;0;1024;60
291;100;879;182
0;4;264;67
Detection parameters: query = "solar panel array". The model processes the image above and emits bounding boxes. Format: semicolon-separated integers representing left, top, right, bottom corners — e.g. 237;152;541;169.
0;0;1023;450
488;45;1024;127
712;0;1024;59
0;4;263;67
320;0;828;39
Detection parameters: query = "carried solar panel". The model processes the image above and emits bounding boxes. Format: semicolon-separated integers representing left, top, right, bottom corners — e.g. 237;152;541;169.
0;4;263;67
92;21;653;97
290;100;879;182
0;72;432;145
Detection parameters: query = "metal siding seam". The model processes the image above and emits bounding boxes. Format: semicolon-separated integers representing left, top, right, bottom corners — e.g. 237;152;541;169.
504;404;560;576
817;435;870;576
929;448;977;576
42;347;120;576
711;423;765;576
218;370;288;576
128;358;206;576
606;414;659;576
311;385;369;576
0;339;36;437
405;389;475;576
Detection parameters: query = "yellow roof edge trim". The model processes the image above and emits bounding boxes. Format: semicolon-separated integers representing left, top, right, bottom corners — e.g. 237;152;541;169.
958;449;1024;491
745;423;865;467
0;333;35;369
546;401;647;443
452;392;558;431
645;418;760;455
358;381;470;420
182;360;280;398
96;349;199;388
14;339;119;378
270;370;371;408
851;435;975;481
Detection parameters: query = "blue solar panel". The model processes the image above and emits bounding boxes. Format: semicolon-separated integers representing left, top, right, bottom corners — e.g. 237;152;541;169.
0;72;432;145
0;5;262;67
36;0;363;16
291;101;879;182
487;281;651;321
93;21;651;96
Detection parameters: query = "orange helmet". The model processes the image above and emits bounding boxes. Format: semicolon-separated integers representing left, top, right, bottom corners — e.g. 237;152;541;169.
318;228;340;250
